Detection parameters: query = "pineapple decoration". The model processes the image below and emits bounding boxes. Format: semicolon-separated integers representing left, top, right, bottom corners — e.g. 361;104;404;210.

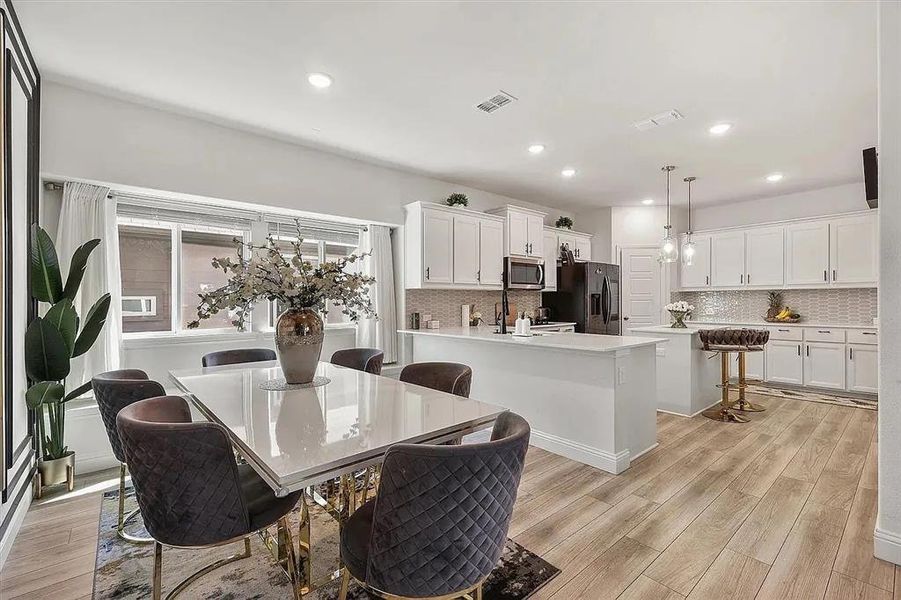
766;291;783;320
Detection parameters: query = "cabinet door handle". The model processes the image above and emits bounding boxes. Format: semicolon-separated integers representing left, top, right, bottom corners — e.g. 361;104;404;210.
476;269;480;282
863;332;877;336
706;275;709;285
850;347;853;360
833;269;837;281
823;269;828;281
806;345;810;357
747;274;751;284
426;267;430;280
778;328;790;332
817;330;831;334
740;274;743;284
797;344;801;356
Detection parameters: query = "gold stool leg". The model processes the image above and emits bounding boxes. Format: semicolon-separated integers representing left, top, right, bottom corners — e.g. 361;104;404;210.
338;568;350;600
117;463;154;544
732;352;765;412
702;351;749;423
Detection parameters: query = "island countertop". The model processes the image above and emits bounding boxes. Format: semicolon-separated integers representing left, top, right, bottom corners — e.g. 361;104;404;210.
400;326;666;354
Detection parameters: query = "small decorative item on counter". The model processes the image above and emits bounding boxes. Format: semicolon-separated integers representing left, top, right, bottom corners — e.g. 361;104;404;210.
470;310;483;326
427;320;440;329
763;291;802;322
664;300;694;328
461;304;470;327
422;313;432;323
445;192;469;207
555;216;574;230
410;312;421;330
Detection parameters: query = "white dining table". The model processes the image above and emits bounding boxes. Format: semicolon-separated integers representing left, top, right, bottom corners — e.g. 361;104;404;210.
168;360;506;498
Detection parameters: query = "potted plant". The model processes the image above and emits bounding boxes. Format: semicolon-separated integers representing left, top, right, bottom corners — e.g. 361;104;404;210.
555;216;573;230
445;192;469;208
664;300;694;328
25;225;111;493
187;226;377;384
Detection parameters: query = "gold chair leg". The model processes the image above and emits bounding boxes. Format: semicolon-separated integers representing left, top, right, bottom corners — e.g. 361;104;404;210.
153;541;163;600
703;351;749;423
475;582;483;600
296;495;312;593
338;568;350;600
732;352;765;412
117;463;153;544
162;538;252;600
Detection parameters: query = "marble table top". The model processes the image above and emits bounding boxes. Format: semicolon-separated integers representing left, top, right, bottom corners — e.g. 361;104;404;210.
170;360;505;496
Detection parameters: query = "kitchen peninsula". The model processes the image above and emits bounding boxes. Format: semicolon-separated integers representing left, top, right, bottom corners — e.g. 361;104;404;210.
400;326;665;473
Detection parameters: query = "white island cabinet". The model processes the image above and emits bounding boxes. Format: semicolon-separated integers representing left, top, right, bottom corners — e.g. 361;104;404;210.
400;327;664;474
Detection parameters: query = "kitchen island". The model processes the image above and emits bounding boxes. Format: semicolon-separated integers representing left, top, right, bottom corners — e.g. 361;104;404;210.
400;326;665;473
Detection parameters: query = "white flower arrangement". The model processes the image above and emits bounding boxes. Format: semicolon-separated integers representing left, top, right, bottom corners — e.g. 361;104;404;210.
187;223;376;330
664;301;694;313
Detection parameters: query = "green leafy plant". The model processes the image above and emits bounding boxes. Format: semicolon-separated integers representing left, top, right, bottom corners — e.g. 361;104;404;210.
445;192;469;207
555;216;573;229
25;225;111;461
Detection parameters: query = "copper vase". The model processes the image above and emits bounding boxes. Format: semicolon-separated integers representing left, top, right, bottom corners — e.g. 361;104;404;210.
275;307;324;384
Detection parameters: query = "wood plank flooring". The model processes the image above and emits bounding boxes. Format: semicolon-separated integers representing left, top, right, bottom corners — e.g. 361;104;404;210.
0;394;894;600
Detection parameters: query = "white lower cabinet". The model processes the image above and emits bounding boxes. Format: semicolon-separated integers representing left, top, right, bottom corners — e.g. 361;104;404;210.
765;340;803;385
744;350;765;380
847;344;879;394
803;342;846;390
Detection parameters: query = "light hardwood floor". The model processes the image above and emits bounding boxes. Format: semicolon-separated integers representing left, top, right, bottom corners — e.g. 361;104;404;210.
1;394;894;600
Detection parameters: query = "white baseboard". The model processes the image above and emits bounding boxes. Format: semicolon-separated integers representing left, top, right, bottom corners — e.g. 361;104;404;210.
656;399;720;418
874;526;901;565
530;430;631;474
76;454;120;475
0;489;32;570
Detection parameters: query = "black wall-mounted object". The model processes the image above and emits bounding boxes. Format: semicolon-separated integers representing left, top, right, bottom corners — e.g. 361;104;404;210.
863;147;878;209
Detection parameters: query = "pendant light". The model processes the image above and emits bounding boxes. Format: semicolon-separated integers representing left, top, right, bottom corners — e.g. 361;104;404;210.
681;176;697;266
658;165;678;263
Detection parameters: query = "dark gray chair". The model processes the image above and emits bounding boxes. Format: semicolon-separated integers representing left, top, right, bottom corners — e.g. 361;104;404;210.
201;348;276;367
92;369;166;543
330;348;384;375
399;362;473;398
338;411;530;600
116;395;305;600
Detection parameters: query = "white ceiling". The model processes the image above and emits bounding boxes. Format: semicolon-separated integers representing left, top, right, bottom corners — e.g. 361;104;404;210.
17;1;877;211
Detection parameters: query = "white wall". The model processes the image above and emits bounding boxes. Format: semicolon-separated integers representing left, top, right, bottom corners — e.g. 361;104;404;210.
691;182;868;231
610;205;688;257
876;0;901;566
573;207;612;263
41;81;572;227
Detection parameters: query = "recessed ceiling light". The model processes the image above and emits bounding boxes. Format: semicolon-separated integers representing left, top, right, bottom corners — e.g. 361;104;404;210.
641;198;654;205
561;168;576;178
307;72;333;89
766;172;784;182
528;144;545;154
709;123;732;135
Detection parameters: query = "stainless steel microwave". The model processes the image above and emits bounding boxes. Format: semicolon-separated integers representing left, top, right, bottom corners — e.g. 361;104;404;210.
504;257;545;290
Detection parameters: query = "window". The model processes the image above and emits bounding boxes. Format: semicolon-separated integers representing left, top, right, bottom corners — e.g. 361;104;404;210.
118;217;248;335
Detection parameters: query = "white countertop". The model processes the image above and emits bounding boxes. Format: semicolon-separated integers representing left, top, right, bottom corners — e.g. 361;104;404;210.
631;325;699;335
530;322;577;329
687;318;877;330
400;326;666;353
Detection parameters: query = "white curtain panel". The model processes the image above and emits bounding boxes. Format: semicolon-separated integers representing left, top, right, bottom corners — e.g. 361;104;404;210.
357;224;397;363
56;182;122;392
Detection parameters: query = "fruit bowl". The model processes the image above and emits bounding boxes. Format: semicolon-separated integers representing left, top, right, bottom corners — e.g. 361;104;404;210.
763;315;802;323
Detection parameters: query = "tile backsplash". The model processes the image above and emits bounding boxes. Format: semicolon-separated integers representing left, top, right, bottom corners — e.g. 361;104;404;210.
673;288;877;326
405;289;542;328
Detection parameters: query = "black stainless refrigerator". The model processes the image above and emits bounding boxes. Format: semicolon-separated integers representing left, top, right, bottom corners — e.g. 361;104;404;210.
542;262;621;335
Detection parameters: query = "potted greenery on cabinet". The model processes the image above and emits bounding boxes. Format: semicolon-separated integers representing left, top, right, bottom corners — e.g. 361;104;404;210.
26;224;111;495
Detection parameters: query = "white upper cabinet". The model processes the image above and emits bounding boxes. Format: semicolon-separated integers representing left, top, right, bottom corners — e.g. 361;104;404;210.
542;229;559;291
830;213;877;286
679;234;711;288
487;205;548;258
452;214;480;285
745;226;784;287
404;202;505;289
557;232;576;255
710;231;745;287
574;236;591;262
479;219;504;286
422;209;454;284
785;220;830;286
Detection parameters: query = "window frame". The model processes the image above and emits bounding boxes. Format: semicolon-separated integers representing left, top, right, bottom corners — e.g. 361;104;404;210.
118;216;251;339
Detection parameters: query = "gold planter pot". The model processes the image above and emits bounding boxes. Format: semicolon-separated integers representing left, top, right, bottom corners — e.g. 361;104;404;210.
36;452;75;497
275;307;324;384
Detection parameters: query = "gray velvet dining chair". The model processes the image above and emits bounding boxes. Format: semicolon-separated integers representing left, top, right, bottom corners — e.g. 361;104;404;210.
116;395;306;600
92;369;166;544
399;362;473;398
330;348;384;375
201;348;276;367
337;411;530;600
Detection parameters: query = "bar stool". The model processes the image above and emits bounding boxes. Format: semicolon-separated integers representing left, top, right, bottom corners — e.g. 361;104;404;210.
698;328;770;423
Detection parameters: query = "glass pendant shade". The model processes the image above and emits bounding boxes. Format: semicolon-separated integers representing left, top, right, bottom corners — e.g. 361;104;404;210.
681;236;696;266
660;230;678;263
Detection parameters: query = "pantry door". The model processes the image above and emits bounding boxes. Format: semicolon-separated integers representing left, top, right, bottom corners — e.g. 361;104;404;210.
619;246;662;334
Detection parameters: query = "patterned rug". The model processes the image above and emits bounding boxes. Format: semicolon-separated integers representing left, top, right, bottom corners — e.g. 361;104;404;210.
745;383;877;411
92;487;559;599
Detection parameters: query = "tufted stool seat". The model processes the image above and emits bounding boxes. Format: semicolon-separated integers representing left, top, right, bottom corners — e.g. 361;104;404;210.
699;328;770;422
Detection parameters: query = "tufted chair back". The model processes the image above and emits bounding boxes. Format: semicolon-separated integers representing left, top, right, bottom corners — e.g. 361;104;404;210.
201;348;276;367
399;362;472;398
330;348;384;375
92;370;166;463
116;395;251;547
364;411;529;597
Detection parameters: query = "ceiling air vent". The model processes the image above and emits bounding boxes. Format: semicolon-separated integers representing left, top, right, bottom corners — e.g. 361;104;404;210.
633;109;685;131
475;90;518;114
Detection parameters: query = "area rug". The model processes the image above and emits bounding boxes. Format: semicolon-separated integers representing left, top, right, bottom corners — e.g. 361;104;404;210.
92;487;559;599
745;383;877;410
